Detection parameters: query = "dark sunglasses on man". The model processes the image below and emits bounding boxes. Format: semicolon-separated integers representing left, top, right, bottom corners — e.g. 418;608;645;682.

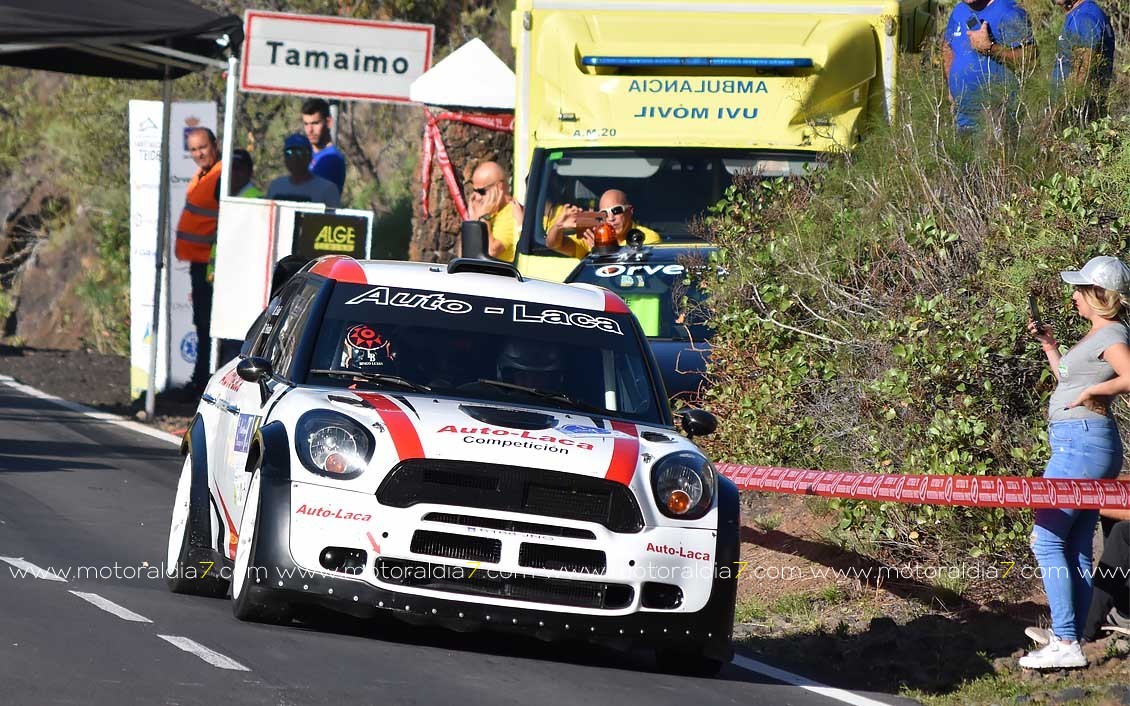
600;204;629;217
470;180;501;197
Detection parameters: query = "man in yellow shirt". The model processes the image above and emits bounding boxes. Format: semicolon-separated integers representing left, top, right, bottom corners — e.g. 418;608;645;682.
545;189;660;258
466;161;520;262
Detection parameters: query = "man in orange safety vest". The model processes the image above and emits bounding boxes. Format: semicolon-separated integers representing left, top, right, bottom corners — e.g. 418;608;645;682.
175;127;222;395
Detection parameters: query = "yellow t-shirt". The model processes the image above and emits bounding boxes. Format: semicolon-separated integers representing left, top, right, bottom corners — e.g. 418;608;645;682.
488;202;519;262
568;224;661;258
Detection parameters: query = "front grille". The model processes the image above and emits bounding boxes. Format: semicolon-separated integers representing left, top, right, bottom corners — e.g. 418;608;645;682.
423;512;597;540
519;543;606;575
376;459;644;533
374;558;633;609
410;530;501;563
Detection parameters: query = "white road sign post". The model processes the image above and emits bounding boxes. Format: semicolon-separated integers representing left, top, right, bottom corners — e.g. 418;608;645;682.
240;10;434;102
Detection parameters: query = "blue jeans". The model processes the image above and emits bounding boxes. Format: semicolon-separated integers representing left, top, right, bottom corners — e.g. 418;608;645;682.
1033;418;1124;641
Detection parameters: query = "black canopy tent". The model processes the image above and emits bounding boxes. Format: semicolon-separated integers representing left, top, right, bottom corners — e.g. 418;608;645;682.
0;0;240;78
0;0;242;418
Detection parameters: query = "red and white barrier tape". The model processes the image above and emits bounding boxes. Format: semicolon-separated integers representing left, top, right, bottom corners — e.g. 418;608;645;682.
716;464;1130;510
420;108;514;221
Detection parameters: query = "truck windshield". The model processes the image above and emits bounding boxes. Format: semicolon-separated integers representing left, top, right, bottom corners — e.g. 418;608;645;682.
304;282;667;425
529;148;814;247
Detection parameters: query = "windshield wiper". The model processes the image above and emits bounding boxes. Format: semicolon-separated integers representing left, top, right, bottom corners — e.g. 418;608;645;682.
309;369;432;393
473;379;608;415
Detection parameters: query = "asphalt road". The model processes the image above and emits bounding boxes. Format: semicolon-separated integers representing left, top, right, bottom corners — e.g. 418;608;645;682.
0;380;913;706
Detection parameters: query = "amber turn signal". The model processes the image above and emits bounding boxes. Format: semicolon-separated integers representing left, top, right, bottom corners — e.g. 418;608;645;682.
324;452;348;474
666;489;692;515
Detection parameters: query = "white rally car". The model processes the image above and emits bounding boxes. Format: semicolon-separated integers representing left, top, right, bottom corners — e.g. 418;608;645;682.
166;255;739;675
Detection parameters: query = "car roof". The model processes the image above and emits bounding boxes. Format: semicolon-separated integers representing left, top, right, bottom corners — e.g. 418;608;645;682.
307;256;628;314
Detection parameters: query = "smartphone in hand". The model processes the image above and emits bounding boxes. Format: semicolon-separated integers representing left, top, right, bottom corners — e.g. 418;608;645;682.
965;15;982;30
573;211;606;231
1028;293;1043;330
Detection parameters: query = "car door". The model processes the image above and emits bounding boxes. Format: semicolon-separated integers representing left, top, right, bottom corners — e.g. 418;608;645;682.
224;278;324;535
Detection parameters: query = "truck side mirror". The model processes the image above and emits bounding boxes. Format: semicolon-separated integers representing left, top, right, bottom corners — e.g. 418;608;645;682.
461;220;490;260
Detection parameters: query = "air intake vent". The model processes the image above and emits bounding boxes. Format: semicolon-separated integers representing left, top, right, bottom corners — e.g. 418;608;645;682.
410;530;501;563
519;543;606;575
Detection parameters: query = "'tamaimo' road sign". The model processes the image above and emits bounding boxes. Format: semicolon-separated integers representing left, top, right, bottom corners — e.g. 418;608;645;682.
240;10;434;103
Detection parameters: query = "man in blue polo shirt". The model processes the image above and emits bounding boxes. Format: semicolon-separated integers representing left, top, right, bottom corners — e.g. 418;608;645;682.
301;98;346;197
942;0;1037;135
1052;0;1116;123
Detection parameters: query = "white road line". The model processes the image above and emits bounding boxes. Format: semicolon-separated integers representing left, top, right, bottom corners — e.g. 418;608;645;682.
732;654;897;706
68;591;152;623
0;556;68;582
0;375;181;446
158;635;250;672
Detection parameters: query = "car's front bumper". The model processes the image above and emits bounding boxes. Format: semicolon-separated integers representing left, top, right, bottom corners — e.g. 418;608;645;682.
247;471;739;660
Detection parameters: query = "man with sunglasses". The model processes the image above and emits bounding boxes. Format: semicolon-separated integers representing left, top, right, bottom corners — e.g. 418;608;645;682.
266;133;341;207
467;161;520;262
545;189;661;258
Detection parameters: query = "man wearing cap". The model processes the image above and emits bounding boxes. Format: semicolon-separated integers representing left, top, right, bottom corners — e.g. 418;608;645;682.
1023;255;1130;670
1052;0;1115;124
174;127;222;395
545;189;661;258
266;134;341;207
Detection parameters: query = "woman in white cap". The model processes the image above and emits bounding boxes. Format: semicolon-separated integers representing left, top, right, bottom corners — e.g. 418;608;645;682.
1023;255;1130;669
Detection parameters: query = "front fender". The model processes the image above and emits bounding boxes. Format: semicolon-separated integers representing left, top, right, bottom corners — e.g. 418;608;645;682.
182;413;218;553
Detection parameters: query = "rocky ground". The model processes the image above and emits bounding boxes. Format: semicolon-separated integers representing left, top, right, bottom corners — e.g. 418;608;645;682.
1;343;1127;704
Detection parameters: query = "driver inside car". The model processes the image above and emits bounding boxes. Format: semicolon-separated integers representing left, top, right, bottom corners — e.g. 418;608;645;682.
496;338;566;393
545;188;662;258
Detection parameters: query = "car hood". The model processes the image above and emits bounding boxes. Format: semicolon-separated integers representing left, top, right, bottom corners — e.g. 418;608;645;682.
273;388;696;492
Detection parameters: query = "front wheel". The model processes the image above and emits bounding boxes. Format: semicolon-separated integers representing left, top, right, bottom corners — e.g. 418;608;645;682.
166;455;228;597
231;469;292;624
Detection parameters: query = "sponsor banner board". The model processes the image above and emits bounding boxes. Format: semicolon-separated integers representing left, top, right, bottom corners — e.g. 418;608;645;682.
128;100;216;397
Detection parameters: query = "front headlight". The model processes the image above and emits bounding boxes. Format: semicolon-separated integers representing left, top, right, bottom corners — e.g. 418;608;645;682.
650;452;716;520
295;410;374;479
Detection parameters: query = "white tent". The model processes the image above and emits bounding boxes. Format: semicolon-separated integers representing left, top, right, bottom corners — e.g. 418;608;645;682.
409;38;514;110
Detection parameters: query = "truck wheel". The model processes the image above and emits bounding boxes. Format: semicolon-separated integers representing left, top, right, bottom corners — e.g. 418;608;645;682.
654;646;724;678
231;469;292;624
166;455;228;597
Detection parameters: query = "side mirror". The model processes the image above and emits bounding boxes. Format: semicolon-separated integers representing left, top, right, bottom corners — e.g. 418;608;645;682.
678;408;717;440
460;219;490;260
237;356;273;405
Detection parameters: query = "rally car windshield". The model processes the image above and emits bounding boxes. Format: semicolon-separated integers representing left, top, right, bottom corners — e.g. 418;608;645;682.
568;261;712;342
305;283;666;425
529;147;814;246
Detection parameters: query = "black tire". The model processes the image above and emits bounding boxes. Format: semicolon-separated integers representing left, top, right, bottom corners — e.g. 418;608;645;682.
166;455;228;597
654;646;724;678
231;469;293;624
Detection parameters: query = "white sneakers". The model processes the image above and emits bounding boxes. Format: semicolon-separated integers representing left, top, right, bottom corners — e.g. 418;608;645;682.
1019;636;1088;669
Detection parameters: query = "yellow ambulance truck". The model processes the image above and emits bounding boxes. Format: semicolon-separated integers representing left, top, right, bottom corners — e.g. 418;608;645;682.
507;0;936;281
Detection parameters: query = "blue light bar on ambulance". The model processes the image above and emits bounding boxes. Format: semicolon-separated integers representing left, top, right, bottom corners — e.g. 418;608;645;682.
581;56;814;69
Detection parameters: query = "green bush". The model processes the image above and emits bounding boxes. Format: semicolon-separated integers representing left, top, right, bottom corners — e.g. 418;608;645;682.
696;29;1130;568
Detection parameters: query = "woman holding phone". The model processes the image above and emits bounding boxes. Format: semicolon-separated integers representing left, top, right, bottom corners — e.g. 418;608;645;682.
1023;255;1130;669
